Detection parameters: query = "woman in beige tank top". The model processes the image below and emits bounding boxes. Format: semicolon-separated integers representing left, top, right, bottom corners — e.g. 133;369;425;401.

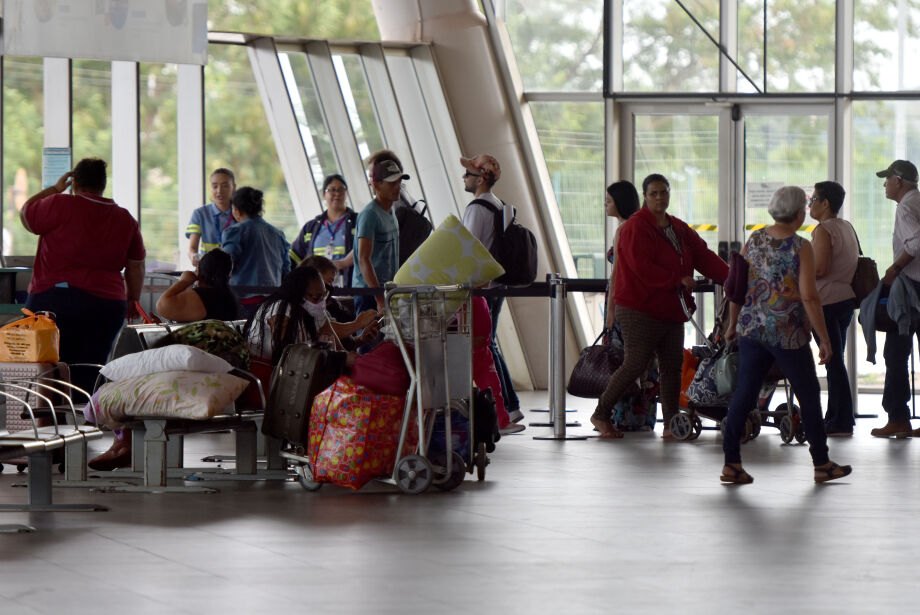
810;181;859;436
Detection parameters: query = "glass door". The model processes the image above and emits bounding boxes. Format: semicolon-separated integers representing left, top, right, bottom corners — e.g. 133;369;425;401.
738;105;833;241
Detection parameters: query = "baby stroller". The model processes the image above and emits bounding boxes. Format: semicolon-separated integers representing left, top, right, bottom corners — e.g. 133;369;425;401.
669;294;802;442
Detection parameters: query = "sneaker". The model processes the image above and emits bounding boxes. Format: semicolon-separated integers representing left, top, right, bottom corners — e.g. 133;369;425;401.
508;409;525;424
499;423;526;435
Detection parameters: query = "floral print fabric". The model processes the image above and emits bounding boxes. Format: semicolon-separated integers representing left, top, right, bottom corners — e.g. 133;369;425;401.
737;229;811;349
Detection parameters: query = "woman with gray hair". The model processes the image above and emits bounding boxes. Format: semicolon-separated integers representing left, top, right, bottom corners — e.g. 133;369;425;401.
721;186;852;484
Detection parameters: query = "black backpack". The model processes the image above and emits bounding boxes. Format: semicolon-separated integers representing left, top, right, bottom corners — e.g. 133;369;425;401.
470;198;538;286
393;192;433;265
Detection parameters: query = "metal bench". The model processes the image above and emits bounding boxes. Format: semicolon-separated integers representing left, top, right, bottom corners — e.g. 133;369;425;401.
0;386;106;516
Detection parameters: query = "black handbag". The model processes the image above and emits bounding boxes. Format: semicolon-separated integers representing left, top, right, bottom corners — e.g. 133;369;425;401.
567;329;624;399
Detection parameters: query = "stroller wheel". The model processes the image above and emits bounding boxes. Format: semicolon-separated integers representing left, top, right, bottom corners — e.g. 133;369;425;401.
690;415;703;440
669;413;694;441
779;415;795;444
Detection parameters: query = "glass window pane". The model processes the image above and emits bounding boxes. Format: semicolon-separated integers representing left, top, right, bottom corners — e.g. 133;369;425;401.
633;114;720;245
531;101;605;329
140;63;179;265
333;54;385;160
279;51;338;187
502;0;604;91
854;1;920;91
531;102;605;277
72;60;112;196
623;0;719;92
207;45;298;245
738;0;835;93
633;114;720;346
743;114;828;236
852;100;920;387
3;57;43;258
206;1;380;39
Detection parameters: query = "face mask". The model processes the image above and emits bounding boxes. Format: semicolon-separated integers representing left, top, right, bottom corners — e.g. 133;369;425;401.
303;299;328;327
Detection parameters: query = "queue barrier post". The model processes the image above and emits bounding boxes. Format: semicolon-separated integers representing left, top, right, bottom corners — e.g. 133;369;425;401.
533;273;587;441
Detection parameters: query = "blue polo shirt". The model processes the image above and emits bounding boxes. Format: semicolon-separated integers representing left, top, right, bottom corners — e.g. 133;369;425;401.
186;202;235;254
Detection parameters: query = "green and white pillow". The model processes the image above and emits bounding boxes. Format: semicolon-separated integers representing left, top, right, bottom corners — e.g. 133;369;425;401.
394;214;504;292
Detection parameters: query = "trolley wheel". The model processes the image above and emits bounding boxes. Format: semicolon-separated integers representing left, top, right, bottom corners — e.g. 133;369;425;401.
293;463;322;492
690;415;703;440
719;417;728;433
669;413;694;441
395;455;433;495
16;464;27;473
434;452;466;492
794;427;807;444
474;442;489;481
0;463;3;473
779;415;795;444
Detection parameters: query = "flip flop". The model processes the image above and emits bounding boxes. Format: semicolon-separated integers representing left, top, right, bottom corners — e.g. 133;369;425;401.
814;462;852;484
720;464;753;484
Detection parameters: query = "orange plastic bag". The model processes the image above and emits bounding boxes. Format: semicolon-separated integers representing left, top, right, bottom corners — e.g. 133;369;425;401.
678;348;699;408
0;309;60;363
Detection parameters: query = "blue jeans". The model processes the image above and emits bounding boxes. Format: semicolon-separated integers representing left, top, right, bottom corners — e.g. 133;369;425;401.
723;337;828;466
486;295;519;411
815;300;856;432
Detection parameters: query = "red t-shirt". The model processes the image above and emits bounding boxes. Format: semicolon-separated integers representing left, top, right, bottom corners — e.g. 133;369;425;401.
25;193;146;300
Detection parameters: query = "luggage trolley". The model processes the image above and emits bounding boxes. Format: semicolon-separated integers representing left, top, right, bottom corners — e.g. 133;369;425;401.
383;283;487;494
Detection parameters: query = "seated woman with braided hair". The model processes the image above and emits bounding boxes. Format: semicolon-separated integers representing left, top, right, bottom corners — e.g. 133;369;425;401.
156;248;239;322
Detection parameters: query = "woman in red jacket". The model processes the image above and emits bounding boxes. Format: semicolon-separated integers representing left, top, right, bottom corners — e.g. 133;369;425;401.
591;174;729;439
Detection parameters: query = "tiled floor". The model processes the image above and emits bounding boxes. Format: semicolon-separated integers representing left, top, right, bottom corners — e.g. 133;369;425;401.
1;391;918;614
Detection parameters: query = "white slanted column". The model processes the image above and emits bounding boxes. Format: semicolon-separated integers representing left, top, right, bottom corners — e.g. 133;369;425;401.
177;64;205;270
43;58;71;155
111;61;140;219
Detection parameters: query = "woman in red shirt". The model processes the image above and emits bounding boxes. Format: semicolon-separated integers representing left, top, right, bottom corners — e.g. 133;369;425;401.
591;174;728;439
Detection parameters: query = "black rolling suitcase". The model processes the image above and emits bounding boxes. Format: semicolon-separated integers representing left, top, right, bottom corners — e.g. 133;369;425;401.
262;343;347;445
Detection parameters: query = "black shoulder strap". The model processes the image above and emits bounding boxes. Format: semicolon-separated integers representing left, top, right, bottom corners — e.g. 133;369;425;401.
844;220;863;256
470;198;500;214
470;198;503;244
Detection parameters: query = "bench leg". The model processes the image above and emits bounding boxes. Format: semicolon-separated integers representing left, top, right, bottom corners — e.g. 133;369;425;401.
166;434;184;468
0;451;107;512
64;435;88;481
28;451;53;507
143;420;168;487
265;436;284;470
131;426;146;472
235;422;257;475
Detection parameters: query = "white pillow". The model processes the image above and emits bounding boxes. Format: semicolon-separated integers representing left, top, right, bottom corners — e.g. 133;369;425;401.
101;345;233;382
94;371;249;424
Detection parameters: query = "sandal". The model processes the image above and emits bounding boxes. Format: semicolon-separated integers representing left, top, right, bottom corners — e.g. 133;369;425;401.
814;462;852;484
720;463;753;484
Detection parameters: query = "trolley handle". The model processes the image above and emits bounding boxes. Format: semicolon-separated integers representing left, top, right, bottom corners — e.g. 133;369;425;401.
679;292;716;353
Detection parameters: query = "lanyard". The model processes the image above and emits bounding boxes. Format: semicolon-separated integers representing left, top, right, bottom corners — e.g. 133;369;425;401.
320;215;346;242
213;209;233;239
